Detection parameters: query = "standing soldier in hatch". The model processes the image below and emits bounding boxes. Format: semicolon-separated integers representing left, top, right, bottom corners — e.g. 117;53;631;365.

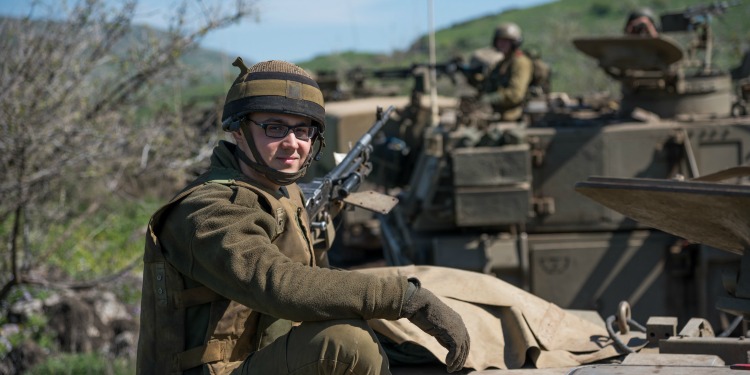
624;7;660;37
135;57;469;375
480;22;534;121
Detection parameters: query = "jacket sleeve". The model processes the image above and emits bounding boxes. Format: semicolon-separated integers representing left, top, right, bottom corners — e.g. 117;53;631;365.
158;183;408;322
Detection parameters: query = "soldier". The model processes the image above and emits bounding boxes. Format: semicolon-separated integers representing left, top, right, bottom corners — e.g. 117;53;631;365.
624;7;660;37
136;58;469;375
480;22;534;121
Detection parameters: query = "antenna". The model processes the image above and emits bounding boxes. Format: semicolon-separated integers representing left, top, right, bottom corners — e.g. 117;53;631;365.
427;0;439;127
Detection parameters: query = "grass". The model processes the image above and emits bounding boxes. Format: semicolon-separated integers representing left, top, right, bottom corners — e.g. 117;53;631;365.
41;198;159;282
27;353;135;375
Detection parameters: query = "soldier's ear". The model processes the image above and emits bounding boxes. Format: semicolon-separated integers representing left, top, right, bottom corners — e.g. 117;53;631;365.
230;127;245;142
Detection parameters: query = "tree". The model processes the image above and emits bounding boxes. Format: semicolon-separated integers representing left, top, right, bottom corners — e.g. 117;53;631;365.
0;0;257;303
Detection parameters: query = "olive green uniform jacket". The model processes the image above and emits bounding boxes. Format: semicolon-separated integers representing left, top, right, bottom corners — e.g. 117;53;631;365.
484;50;533;121
137;141;409;374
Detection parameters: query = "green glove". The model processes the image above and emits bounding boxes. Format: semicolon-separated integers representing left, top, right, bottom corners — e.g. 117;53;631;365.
401;279;470;373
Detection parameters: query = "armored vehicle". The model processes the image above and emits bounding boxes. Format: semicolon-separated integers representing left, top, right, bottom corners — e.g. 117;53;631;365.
359;3;750;332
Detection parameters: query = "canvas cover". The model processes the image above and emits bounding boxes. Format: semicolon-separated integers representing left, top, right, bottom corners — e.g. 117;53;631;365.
359;265;644;370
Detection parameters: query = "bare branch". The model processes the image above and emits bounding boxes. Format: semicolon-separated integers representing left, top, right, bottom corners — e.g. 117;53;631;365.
22;255;143;291
0;206;24;303
0;0;257;304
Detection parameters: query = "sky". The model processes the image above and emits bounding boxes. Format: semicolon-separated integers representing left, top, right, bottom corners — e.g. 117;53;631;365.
0;0;554;63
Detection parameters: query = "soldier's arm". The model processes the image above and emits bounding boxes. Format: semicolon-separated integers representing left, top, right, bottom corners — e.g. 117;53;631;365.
159;183;409;322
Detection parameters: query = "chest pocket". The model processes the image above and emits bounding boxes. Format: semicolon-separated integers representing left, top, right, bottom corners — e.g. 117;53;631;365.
223;182;287;241
218;180;313;266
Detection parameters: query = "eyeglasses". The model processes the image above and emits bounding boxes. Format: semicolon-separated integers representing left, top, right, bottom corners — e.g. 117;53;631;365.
245;119;317;141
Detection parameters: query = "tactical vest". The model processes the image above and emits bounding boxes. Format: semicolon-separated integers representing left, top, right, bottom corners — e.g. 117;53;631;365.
136;175;315;375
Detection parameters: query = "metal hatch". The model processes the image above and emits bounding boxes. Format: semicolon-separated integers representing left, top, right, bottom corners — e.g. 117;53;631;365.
574;172;750;255
573;35;684;72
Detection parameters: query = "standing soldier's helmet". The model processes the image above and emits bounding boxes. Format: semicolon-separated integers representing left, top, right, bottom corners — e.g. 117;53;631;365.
627;7;656;25
493;22;523;48
221;57;326;185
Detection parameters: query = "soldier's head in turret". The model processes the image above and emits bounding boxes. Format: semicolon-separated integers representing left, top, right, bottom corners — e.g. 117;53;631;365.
624;7;659;37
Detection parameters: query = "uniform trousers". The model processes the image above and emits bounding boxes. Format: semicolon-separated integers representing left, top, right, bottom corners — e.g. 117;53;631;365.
234;319;391;375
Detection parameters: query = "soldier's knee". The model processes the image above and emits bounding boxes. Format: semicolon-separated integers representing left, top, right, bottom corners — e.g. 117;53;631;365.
306;319;389;375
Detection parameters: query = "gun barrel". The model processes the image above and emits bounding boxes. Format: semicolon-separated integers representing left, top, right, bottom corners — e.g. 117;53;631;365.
338;173;361;198
301;105;395;221
328;105;395;181
684;0;741;17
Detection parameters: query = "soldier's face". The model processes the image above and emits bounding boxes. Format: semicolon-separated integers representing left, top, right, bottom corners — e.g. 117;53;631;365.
494;38;513;55
236;112;313;174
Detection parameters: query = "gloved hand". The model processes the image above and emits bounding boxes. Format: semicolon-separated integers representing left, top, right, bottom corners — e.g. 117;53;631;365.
401;279;470;373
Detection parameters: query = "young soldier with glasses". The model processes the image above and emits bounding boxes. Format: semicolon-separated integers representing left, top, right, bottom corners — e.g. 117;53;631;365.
136;58;469;375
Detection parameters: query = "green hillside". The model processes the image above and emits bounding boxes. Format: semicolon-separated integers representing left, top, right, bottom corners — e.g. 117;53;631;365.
297;0;750;96
155;0;750;108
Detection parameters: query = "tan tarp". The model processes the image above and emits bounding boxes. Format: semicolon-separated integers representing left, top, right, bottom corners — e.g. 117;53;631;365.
359;265;645;371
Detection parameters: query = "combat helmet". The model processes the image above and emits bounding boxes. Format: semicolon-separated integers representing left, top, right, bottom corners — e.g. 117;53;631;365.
624;7;658;34
493;22;523;48
627;7;657;25
222;57;326;185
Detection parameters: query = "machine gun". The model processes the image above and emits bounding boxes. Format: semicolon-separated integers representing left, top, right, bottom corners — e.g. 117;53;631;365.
660;0;740;31
344;58;483;96
298;105;398;249
660;0;741;72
